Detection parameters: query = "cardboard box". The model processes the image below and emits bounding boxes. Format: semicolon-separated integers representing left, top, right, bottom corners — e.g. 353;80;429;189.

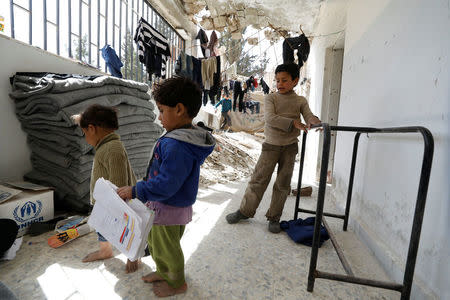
0;182;54;237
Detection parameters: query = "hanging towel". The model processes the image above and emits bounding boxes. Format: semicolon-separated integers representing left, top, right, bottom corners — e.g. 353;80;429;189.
280;217;329;247
101;45;123;78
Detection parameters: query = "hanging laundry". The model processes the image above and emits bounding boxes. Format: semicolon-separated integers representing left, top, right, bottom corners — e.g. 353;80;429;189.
175;51;193;79
195;28;209;58
192;57;203;89
101;45;123;78
253;77;258;88
232;81;244;112
201;57;217;90
282;34;310;68
245;76;254;92
207;31;218;57
260;78;270;94
134;17;171;79
209;56;221;104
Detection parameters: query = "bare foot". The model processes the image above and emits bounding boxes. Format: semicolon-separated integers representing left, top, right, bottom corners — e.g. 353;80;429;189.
82;242;113;262
125;259;140;273
142;272;164;283
82;250;113;262
153;281;187;298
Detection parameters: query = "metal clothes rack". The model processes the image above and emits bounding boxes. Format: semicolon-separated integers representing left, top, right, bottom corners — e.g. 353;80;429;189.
294;123;434;300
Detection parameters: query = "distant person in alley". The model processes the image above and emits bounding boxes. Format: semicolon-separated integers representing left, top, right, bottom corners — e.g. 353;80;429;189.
215;90;233;131
225;63;321;233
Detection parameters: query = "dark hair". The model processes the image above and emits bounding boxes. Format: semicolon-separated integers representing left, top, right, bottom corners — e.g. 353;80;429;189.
153;76;202;118
275;63;300;80
78;104;119;130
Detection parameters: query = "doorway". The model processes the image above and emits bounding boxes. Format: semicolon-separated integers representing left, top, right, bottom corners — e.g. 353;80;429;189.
316;47;344;183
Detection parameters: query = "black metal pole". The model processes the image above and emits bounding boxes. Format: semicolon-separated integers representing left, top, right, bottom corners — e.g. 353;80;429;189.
307;123;330;292
68;0;72;58
43;0;47;50
298;208;345;219
343;132;361;231
294;132;307;220
401;128;434;300
88;0;91;64
316;271;404;292
78;0;82;61
56;0;60;55
10;0;15;38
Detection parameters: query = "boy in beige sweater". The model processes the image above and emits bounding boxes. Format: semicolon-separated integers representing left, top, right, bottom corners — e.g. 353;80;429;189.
226;63;321;233
73;104;138;273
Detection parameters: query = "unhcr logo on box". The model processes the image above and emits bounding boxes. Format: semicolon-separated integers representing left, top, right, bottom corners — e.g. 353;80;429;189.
13;200;43;227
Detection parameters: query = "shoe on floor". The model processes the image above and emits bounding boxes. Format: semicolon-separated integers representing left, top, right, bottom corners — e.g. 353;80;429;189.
226;210;249;224
268;220;281;233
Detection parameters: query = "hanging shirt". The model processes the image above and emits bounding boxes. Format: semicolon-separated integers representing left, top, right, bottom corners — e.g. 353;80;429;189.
134;17;171;78
101;45;123;78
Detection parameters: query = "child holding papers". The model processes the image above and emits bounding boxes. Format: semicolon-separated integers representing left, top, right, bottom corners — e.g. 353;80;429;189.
117;77;215;297
73;104;139;273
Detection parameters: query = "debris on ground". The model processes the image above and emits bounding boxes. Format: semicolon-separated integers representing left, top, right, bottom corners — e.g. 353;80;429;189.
200;131;263;185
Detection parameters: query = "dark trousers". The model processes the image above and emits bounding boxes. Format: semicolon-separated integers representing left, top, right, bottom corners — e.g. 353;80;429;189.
238;92;245;112
203;90;209;106
233;81;242;112
282;34;310;68
220;111;231;129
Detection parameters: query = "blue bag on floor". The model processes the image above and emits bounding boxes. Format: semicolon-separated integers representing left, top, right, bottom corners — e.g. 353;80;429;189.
280;217;329;247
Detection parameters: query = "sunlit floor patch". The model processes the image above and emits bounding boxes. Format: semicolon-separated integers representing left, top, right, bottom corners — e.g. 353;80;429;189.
38;263;121;300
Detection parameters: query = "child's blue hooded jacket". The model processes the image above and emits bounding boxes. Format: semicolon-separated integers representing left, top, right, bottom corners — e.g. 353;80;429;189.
132;125;215;207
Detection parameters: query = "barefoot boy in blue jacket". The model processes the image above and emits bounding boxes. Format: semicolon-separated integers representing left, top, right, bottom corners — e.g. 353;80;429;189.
118;76;215;297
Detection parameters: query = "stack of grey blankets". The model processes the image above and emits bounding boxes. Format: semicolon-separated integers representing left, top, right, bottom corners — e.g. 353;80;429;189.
9;73;163;212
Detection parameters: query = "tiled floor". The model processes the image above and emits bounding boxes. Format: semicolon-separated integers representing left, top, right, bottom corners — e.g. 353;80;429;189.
0;171;399;299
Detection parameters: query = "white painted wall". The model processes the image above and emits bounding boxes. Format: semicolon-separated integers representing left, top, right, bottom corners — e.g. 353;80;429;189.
329;0;449;298
0;35;104;181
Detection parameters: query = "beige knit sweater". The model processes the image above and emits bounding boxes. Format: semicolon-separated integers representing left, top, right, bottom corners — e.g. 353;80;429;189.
264;90;315;146
90;133;137;205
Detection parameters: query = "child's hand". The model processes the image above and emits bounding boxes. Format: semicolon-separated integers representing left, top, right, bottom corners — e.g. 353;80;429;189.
117;186;132;200
293;119;308;131
307;116;322;131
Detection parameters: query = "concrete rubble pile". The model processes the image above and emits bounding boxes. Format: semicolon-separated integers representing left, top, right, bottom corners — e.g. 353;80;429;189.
200;132;262;185
9;73;163;212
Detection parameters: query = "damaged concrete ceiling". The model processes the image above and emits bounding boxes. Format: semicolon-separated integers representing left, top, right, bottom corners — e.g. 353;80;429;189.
181;0;323;39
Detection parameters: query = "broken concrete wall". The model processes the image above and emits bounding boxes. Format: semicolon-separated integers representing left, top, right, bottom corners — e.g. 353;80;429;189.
330;0;449;298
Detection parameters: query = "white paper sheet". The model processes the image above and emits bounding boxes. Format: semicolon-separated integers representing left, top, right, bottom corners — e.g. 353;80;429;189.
88;178;154;261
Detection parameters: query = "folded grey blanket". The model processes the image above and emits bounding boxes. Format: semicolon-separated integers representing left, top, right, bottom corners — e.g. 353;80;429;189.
16;94;154;126
24;128;92;153
25;169;90;198
28;136;93;156
10;75;149;100
17;103;156;128
31;156;92;184
28;137;93;159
